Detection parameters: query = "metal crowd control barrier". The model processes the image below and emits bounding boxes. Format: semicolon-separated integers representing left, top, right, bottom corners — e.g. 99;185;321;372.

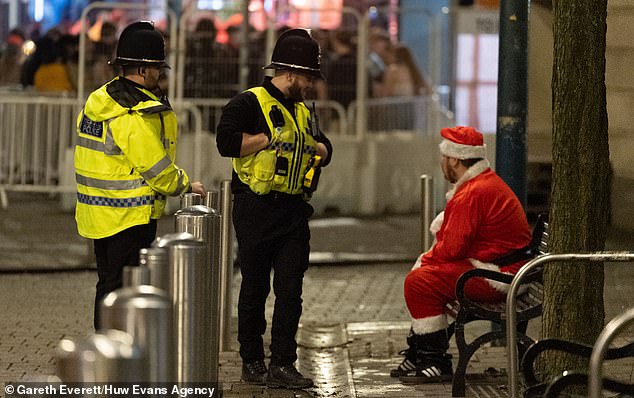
56;329;144;382
100;286;175;383
505;251;634;398
152;233;212;383
219;180;234;351
420;174;434;252
0;95;80;208
174;203;222;383
589;305;634;397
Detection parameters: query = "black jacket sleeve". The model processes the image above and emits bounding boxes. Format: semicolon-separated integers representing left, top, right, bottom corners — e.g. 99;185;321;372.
216;92;261;158
316;132;333;167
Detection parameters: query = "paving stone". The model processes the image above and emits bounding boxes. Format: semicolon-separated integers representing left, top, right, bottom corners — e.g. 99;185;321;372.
3;194;634;397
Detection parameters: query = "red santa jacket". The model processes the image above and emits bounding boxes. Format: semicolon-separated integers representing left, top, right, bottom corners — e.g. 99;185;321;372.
421;160;531;275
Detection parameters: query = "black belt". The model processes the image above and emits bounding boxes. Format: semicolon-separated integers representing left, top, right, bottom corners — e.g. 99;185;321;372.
238;189;303;201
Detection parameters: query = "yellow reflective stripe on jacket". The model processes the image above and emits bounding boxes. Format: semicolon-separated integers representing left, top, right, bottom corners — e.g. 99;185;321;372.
74;77;190;239
232;87;317;195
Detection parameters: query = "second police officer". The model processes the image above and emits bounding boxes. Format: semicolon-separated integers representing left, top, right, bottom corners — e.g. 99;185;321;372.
216;28;333;389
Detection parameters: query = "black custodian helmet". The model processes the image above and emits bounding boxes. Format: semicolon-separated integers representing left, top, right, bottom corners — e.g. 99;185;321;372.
110;21;169;68
264;28;324;80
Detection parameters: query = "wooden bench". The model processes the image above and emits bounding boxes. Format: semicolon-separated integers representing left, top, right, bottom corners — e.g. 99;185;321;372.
446;213;549;397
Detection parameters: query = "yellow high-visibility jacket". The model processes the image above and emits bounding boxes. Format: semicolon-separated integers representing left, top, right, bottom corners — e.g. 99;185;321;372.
75;76;190;239
232;87;317;196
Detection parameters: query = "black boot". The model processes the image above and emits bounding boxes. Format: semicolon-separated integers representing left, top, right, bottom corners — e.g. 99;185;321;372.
241;360;268;385
390;328;419;377
266;364;314;389
398;329;454;384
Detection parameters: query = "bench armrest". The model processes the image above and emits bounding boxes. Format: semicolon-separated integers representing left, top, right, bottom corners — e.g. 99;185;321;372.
455;267;542;304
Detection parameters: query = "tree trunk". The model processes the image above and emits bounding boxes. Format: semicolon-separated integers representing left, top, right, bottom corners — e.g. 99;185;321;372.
541;0;610;380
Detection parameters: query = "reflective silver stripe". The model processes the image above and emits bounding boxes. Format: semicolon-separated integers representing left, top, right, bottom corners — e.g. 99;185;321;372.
76;135;122;155
76;173;145;190
76;136;104;152
116;56;166;64
141;155;172;180
269;61;320;72
104;122;122;155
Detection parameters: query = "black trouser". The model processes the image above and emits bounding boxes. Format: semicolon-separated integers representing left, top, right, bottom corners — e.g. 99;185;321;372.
93;220;157;329
233;191;312;366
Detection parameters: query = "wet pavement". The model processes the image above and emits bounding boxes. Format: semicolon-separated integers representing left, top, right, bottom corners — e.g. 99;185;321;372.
1;192;634;397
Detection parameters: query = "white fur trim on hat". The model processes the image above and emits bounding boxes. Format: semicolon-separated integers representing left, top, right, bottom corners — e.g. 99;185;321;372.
411;314;448;334
439;139;487;160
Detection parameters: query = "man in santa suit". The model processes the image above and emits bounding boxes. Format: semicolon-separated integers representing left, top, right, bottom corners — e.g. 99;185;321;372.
391;125;531;383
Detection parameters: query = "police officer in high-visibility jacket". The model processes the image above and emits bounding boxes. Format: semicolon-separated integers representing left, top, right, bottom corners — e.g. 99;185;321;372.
74;21;205;329
216;28;332;389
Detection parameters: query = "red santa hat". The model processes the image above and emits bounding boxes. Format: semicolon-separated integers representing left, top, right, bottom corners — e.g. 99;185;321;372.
438;126;487;159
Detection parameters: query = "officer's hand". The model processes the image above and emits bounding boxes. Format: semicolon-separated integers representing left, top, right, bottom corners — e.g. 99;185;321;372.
191;181;206;197
316;143;328;160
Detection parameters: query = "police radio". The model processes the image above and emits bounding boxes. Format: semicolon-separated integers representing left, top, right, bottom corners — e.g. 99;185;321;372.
269;105;289;178
269;105;285;129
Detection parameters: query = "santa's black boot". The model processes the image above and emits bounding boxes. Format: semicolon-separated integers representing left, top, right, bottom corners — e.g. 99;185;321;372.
390;328;419;377
398;328;453;384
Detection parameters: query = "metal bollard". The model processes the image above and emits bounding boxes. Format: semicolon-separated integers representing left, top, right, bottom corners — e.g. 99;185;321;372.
180;193;202;208
153;232;197;249
167;239;213;383
420;174;435;252
100;285;174;383
219;179;234;352
204;190;220;210
56;329;144;382
122;265;151;287
174;204;222;382
139;247;170;292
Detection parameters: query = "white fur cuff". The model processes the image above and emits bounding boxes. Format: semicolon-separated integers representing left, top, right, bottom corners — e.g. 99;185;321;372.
469;258;512;293
411;314;448;334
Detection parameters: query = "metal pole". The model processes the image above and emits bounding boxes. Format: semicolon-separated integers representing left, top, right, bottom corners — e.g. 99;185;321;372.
56;330;144;382
122;265;151;287
589;306;634;398
168;240;212;383
420;174;434;252
180;193;202;208
100;286;174;383
505;252;634;398
174;204;222;383
219;180;234;351
495;0;529;207
139;247;170;292
238;0;250;92
356;12;369;139
204;190;220;210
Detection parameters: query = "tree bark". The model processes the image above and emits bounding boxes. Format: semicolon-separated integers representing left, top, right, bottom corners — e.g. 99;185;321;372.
541;0;610;379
